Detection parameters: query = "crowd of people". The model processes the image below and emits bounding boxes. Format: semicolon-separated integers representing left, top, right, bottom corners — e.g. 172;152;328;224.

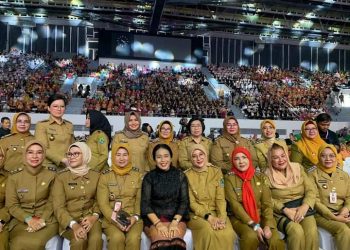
208;65;349;120
82;64;227;118
0;92;349;250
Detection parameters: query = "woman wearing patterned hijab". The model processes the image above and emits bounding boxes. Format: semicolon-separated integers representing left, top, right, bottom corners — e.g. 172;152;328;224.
112;111;149;173
52;142;102;250
97;143;143;250
86;110;112;171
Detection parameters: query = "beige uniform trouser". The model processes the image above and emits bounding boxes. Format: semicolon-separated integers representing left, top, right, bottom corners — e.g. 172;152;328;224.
62;221;103;250
9;223;58;250
103;220;143;250
230;217;285;250
0;228;9;250
315;214;350;250
277;215;319;250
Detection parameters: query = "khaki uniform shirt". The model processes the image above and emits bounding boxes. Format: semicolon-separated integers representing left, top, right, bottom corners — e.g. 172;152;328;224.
290;144;314;171
86;130;109;171
185;165;226;219
97;168;142;227
178;136;212;170
34;117;74;169
52;169;100;234
308;167;350;220
255;139;287;171
265;166;316;215
148;139;179;170
211;136;258;173
225;172;276;228
112;132;149;173
5;167;57;230
0;133;34;172
0;169;10;223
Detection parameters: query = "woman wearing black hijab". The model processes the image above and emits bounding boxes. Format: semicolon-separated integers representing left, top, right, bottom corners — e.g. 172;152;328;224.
85;110;112;171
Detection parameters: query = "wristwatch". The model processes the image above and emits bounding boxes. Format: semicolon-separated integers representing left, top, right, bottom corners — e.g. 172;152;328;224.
249;222;261;231
0;219;5;225
204;213;211;220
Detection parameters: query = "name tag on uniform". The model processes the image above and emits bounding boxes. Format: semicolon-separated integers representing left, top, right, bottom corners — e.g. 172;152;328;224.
330;191;337;204
108;183;118;186
318;180;327;183
17;188;29;193
68;183;77;185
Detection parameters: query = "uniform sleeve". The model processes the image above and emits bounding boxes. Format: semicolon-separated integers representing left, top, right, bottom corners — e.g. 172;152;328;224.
94;132;109;171
245;142;259;169
41;177;55;221
178;140;192;170
308;172;335;220
255;145;267;171
97;174;114;223
211;140;231;173
343;173;350;212
5;176;31;222
290;144;303;165
147;143;156;171
187;174;208;218
259;175;276;228
301;171;316;209
224;175;252;223
52;176;74;229
0;180;10;223
215;172;227;219
264;178;285;214
133;174;142;216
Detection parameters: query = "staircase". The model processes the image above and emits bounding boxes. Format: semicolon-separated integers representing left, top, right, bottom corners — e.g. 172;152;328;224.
65;97;85;114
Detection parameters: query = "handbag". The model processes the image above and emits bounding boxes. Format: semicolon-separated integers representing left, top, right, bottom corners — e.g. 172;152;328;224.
111;201;131;228
284;197;316;217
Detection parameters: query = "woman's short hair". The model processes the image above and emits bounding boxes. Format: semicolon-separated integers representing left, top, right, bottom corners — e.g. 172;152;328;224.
186;116;205;134
48;93;67;106
152;143;173;160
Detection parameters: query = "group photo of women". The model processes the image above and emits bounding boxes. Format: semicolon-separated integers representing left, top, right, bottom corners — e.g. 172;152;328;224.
0;93;349;250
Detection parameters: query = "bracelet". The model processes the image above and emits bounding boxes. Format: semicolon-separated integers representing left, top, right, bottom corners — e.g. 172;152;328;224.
92;213;100;219
248;222;261;231
172;217;180;223
0;219;5;225
24;216;32;224
204;213;211;220
133;215;140;222
154;220;161;227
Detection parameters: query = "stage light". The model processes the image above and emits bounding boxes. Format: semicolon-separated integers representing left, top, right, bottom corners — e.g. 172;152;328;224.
154;50;174;60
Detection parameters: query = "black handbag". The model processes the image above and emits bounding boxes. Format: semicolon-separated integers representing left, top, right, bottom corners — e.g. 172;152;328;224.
284;197;316;217
111;201;131;228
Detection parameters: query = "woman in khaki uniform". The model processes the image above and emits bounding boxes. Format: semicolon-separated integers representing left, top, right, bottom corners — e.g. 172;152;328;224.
97;143;143;250
308;144;350;250
265;141;319;250
52;142;102;250
0;112;34;172
178;117;212;170
112;111;149;173
290;120;327;171
225;146;284;250
211;116;258;174
35;94;74;170
185;144;236;250
255;120;287;171
0;147;10;250
5;140;58;250
148;120;179;169
86;110;111;171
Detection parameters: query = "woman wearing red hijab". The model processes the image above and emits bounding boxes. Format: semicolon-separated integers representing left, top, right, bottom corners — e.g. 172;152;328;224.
225;147;284;250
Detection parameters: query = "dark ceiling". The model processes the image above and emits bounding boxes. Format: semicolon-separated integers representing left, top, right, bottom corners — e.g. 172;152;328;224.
1;0;350;43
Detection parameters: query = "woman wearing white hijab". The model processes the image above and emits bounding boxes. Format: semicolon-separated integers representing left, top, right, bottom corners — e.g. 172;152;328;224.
52;142;102;250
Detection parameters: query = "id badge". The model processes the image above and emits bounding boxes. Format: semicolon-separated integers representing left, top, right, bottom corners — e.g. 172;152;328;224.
329;192;337;204
114;201;122;212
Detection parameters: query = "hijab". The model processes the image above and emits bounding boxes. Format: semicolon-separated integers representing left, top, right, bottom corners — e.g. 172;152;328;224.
157;120;174;144
23;140;45;176
87;110;112;147
265;141;301;189
11;112;31;134
67;142;91;177
122;111;144;138
230;147;259;223
260;119;276;147
189;144;209;172
317;144;338;174
222;116;241;143
111;143;133;176
295;120;327;165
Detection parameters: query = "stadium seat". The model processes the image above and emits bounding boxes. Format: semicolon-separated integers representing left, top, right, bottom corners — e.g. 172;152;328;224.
318;227;336;250
140;229;193;250
62;233;107;250
45;235;62;250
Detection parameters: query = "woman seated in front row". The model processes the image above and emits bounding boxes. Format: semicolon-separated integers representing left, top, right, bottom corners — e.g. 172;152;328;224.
52;142;102;250
225;146;285;250
185;144;236;250
6;140;58;250
308;144;350;250
97;143;143;250
141;144;189;250
265;141;319;250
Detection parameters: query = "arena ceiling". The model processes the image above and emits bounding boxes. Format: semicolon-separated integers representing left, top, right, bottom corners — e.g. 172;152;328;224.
1;0;350;43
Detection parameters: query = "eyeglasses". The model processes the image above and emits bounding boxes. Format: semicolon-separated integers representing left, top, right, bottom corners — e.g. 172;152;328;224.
16;120;30;124
227;123;238;127
320;154;336;159
66;152;82;158
161;128;171;132
304;128;317;132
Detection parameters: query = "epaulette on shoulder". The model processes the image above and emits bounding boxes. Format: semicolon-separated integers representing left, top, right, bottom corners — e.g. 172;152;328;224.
10;168;23;175
214;135;224;142
102;168;112;175
114;130;123;135
0;133;13;139
63;119;72;124
57;168;69;175
336;167;345;172
255;167;262;175
183;168;191;173
131;167;140;172
47;166;57;172
307;166;317;173
254;139;264;145
150;138;160;144
226;171;235;176
90;168;100;173
38;119;49;123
